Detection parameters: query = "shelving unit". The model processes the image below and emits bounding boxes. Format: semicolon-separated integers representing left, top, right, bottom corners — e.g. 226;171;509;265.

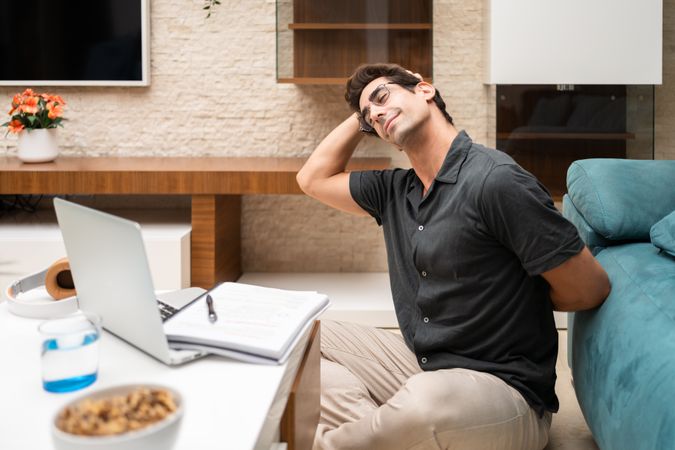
277;0;432;85
496;132;636;140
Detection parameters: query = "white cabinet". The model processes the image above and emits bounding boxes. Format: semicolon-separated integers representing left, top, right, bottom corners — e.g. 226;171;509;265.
484;0;662;84
0;209;190;295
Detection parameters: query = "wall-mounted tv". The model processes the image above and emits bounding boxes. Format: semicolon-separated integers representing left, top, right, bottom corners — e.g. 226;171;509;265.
0;0;150;86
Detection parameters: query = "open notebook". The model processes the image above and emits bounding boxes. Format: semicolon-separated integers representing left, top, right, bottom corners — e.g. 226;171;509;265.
164;282;329;364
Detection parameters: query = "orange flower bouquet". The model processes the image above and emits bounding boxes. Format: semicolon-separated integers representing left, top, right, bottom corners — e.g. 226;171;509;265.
2;89;67;163
2;89;66;134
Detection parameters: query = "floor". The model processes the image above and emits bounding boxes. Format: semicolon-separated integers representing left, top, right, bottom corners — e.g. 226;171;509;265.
545;330;599;450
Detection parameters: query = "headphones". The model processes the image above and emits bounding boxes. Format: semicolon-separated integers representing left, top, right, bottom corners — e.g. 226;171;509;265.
5;258;79;318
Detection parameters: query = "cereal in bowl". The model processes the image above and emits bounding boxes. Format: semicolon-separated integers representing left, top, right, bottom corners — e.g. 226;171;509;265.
56;387;178;436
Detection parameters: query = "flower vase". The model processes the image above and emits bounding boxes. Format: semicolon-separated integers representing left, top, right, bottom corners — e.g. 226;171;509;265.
17;128;59;163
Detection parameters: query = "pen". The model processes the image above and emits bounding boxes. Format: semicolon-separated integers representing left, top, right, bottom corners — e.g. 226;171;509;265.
206;294;218;323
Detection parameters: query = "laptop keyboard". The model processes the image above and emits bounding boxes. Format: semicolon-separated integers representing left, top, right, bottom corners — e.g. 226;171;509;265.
157;300;179;321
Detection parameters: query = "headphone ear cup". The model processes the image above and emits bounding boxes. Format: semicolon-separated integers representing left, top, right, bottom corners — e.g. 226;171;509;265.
45;257;76;300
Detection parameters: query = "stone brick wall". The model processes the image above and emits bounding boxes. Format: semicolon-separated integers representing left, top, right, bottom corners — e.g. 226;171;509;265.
1;0;673;271
656;0;675;160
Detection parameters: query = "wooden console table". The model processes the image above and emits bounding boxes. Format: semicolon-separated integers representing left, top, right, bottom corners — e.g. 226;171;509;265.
0;156;390;288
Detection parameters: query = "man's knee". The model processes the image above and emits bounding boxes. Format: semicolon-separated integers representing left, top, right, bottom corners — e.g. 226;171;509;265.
320;358;365;392
399;369;530;430
388;370;547;450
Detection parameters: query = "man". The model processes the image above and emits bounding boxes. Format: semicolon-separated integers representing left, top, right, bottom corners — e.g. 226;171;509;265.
296;63;610;450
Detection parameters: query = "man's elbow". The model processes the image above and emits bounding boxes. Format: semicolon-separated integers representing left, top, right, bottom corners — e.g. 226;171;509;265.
579;275;611;311
296;171;312;196
554;273;611;312
598;273;611;304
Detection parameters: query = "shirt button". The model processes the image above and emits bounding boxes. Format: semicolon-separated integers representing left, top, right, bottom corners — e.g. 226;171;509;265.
418;225;424;231
421;271;427;277
421;357;428;364
423;317;429;323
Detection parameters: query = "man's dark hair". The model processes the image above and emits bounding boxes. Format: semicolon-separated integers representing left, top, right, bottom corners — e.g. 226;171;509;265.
345;63;453;135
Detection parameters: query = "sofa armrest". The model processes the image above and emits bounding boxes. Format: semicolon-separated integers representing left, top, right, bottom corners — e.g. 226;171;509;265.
567;159;675;241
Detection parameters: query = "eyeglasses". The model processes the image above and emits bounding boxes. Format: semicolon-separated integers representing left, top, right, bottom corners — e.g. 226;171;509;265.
358;82;399;134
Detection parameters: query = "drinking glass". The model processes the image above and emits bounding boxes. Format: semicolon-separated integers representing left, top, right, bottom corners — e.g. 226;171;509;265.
38;312;101;393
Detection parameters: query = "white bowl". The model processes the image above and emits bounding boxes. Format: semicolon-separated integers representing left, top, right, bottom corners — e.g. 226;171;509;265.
51;384;183;450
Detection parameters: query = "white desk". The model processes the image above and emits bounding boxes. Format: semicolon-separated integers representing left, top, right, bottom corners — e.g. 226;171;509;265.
0;304;319;450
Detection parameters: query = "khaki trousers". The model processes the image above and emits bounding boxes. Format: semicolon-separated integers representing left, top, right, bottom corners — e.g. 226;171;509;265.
314;320;552;450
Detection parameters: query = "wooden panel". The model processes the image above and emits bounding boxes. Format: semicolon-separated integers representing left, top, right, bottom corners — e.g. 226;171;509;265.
289;23;431;30
191;195;241;288
295;0;431;23
281;321;321;450
0;157;391;195
279;77;433;85
294;29;432;79
278;77;349;85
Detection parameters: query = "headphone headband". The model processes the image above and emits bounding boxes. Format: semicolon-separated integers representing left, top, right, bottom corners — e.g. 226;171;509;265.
4;258;79;318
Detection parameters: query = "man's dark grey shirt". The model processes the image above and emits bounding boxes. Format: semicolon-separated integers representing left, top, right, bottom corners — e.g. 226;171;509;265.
349;131;584;416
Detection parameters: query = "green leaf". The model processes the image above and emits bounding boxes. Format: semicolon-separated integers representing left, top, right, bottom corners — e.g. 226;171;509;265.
27;115;37;124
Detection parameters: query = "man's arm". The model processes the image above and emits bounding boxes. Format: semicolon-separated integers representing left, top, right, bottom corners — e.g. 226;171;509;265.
541;247;611;312
296;113;370;216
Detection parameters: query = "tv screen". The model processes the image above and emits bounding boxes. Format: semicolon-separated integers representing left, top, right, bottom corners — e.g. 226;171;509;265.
0;0;149;86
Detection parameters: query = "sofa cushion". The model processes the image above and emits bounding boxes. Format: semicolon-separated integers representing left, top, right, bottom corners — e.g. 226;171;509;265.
651;209;675;258
567;159;675;241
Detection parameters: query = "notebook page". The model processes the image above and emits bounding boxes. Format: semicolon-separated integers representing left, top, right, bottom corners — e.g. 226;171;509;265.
164;282;328;358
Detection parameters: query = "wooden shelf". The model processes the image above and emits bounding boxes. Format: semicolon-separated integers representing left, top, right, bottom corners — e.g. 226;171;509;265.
0;156;390;194
0;156;391;288
497;132;636;140
278;77;432;85
278;77;349;85
289;23;431;30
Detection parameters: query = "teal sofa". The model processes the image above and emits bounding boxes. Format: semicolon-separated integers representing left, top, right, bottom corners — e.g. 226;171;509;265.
562;159;675;450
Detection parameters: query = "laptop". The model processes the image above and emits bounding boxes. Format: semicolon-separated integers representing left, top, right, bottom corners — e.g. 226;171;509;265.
53;197;206;365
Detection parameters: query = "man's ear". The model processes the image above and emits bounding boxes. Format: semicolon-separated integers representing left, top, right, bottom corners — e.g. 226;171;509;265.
416;82;436;101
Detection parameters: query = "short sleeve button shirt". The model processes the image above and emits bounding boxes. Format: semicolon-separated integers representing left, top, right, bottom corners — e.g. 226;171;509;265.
349;131;584;416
